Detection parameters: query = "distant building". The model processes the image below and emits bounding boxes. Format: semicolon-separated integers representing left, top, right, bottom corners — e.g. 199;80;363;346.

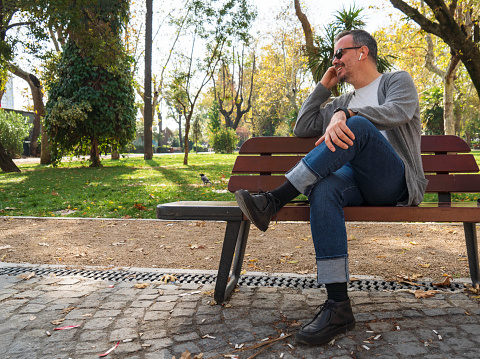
1;77;14;109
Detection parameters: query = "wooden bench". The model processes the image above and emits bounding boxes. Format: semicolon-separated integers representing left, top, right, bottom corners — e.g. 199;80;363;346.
157;135;480;302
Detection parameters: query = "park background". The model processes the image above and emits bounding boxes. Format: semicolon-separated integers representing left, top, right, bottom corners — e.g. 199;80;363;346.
0;0;479;283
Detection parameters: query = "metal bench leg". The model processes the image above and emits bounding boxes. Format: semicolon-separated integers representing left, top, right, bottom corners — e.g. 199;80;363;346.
463;222;480;286
214;220;250;303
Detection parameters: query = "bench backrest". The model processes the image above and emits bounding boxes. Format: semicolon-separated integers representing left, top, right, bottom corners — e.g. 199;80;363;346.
228;135;480;203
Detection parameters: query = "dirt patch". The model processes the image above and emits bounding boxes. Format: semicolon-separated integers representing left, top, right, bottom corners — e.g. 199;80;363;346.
0;217;472;281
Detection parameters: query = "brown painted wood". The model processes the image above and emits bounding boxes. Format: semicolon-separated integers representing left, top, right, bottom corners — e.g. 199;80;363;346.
266;202;480;222
232;153;479;175
229;173;480;194
232;156;303;173
420;135;471;153
421;154;479;173
425;174;480;193
239;135;472;155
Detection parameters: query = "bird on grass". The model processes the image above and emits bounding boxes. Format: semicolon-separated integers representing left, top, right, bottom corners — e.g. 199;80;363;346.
200;174;211;186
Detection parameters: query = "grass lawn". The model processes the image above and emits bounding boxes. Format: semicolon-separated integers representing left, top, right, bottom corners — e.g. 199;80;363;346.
0;153;236;219
1;150;479;219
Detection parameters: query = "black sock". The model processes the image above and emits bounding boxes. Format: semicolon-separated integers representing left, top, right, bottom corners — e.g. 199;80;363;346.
326;282;349;302
270;180;300;207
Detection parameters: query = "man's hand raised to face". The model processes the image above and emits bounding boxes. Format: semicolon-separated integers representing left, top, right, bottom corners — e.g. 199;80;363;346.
315;110;355;152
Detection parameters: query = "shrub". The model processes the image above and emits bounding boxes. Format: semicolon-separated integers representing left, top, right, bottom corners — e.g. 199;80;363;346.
156;145;170;153
210;127;238;154
0;109;32;158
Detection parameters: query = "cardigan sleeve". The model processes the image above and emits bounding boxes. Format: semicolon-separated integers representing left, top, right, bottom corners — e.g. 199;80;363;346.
293;83;337;137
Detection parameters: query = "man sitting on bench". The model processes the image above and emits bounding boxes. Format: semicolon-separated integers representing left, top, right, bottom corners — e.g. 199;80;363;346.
235;29;428;346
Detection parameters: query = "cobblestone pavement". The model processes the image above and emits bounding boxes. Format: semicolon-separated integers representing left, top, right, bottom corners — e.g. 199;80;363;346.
1;266;480;359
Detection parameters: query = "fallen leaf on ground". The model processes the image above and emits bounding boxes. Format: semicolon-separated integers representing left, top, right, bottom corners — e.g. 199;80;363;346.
160;274;177;283
18;272;36;280
172;349;204;359
409;289;438;298
133;203;146;210
134;283;149;289
465;283;480;295
433;275;452;287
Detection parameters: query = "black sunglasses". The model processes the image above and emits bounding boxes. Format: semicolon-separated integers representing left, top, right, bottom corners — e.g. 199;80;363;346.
332;46;362;61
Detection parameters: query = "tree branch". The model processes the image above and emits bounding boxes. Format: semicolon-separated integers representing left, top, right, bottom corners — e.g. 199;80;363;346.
6;21;34;31
294;0;314;51
424;33;445;78
390;0;444;38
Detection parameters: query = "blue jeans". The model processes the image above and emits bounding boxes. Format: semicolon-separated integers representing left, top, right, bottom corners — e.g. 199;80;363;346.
285;116;408;284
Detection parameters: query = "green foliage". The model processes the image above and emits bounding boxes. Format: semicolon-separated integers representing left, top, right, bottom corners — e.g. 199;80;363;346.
45;41;136;165
187;0;257;44
0;109;32;158
207;100;221;132
0;154;236;218
421;87;444;135
210;127;238;154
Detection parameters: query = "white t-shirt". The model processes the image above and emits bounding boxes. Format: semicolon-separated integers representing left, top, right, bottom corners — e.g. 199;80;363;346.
348;74;388;141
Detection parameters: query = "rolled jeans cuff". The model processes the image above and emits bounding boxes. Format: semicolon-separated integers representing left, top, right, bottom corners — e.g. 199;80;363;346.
316;256;349;284
285;159;319;195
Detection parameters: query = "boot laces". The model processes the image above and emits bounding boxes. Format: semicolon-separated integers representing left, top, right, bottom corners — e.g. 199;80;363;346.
259;190;281;222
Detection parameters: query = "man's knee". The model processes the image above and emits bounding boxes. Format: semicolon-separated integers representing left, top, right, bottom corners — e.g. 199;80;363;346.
346;115;376;134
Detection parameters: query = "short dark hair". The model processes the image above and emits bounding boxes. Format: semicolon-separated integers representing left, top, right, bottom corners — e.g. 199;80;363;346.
335;29;377;64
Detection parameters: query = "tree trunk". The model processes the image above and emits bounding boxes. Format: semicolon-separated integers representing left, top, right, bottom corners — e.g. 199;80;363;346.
178;113;183;148
183;115;191;165
143;0;153;160
111;145;120;160
40;124;51;165
9;65;45;157
443;56;461;135
89;137;101;167
294;0;318;80
0;141;20;172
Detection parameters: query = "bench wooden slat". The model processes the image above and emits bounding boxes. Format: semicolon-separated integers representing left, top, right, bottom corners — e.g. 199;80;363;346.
228;174;480;194
425;174;480;193
422;154;479;173
232;156;303;174
239;135;471;155
270;202;480;222
232;154;479;174
421;135;471;153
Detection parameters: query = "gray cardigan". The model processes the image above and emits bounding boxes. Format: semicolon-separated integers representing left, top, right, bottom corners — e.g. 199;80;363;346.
293;71;428;206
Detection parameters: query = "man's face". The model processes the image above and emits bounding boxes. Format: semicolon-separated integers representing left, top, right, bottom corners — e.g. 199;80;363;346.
332;35;361;84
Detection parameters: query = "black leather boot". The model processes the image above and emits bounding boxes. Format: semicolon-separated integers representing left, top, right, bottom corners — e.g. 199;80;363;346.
295;299;355;345
234;190;281;232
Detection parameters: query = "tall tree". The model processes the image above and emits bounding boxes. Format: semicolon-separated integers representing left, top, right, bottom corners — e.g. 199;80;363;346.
44;0;136;166
0;0;48;170
169;35;224;165
214;46;255;130
390;0;480;102
144;0;153;160
248;16;309;137
168;0;256;165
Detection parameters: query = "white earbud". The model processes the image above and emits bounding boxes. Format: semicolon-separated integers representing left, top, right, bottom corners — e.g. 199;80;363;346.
359;53;363;60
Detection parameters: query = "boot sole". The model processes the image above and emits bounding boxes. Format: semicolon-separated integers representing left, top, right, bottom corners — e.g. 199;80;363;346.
295;321;356;345
234;190;269;232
